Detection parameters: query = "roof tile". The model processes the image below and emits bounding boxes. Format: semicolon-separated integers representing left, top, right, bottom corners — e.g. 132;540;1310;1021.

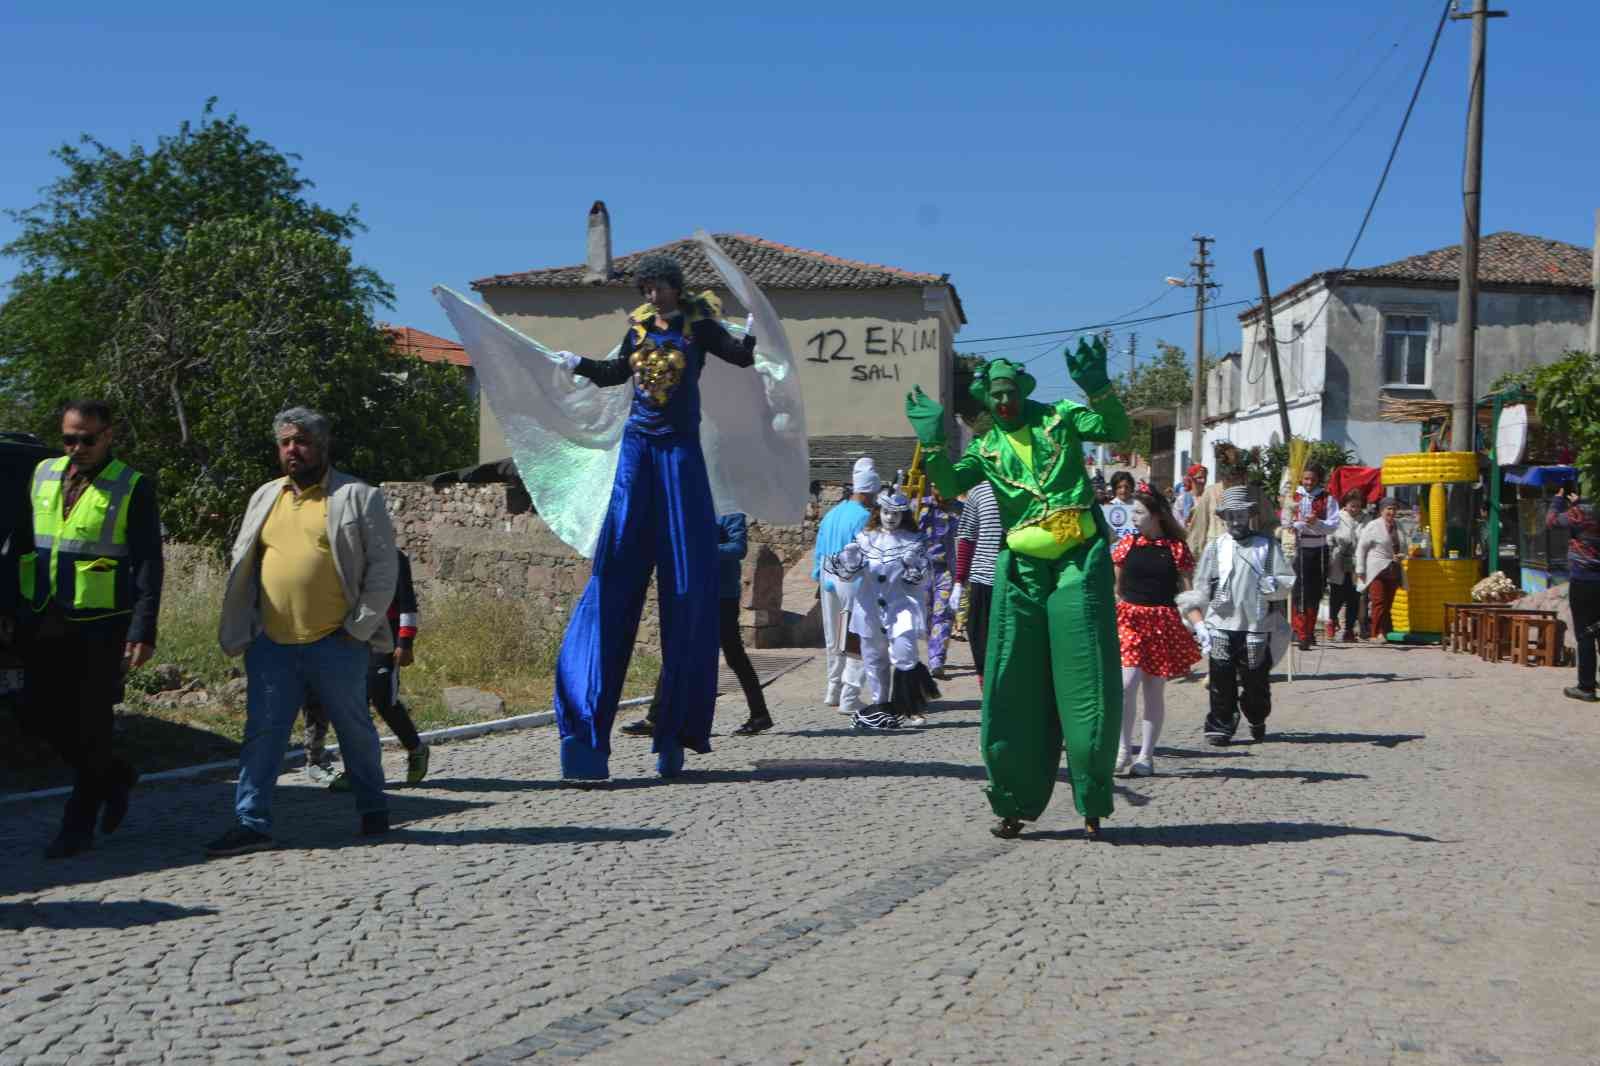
470;233;964;321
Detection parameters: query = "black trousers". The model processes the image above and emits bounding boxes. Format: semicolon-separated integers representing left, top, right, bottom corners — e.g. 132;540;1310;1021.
1571;579;1600;693
20;619;134;833
1294;545;1328;623
1327;577;1360;634
649;597;767;723
1205;631;1271;738
967;580;994;681
304;650;421;751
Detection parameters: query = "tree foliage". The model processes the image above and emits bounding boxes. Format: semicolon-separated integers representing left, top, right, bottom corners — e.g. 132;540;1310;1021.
0;100;475;544
1112;341;1211;458
1504;350;1600;489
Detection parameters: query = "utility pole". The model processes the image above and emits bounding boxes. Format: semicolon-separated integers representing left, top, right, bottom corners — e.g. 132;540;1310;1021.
1252;248;1294;446
1186;236;1219;471
1450;0;1507;453
1589;208;1599;356
1125;331;1139;379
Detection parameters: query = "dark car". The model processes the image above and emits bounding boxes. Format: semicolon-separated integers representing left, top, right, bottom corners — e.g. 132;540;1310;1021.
0;433;61;706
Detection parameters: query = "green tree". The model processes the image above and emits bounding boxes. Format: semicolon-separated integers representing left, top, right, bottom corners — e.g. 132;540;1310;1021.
1113;341;1212;458
1500;350;1600;488
1;100;474;543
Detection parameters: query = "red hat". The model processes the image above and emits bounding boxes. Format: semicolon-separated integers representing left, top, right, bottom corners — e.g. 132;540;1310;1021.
1186;463;1207;477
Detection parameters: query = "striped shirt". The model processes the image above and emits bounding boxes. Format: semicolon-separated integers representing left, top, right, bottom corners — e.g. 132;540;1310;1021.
957;481;1004;586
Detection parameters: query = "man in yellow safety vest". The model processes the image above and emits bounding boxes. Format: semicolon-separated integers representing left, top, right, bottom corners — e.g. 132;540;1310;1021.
1;399;164;858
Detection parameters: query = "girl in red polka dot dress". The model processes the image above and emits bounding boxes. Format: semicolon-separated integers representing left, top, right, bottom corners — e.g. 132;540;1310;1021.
1111;487;1200;776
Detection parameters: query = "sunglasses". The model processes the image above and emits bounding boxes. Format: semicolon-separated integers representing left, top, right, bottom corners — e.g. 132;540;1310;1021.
62;431;103;447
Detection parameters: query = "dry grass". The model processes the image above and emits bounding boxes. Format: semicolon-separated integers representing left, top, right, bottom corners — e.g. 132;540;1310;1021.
2;548;659;792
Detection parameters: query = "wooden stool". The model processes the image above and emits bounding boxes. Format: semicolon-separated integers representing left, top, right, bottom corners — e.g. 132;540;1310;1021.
1459;604;1510;656
1443;603;1465;652
1480;609;1556;664
1509;614;1566;667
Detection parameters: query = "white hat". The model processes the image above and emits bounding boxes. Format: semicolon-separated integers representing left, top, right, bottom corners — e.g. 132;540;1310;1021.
852;456;881;494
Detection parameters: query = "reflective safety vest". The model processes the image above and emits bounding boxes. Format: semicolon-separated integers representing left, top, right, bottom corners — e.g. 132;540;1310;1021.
18;456;143;621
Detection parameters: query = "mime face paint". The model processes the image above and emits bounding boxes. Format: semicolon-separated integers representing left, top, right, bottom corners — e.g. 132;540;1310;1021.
881;509;903;530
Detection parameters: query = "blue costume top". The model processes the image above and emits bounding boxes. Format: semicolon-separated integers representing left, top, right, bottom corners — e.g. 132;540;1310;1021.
574;297;756;436
717;513;749;600
812;499;872;592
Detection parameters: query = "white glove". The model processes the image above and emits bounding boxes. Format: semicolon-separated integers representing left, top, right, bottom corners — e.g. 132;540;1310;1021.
556;351;581;372
948;583;964;616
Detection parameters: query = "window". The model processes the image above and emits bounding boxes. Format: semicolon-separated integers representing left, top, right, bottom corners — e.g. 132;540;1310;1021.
1383;314;1430;387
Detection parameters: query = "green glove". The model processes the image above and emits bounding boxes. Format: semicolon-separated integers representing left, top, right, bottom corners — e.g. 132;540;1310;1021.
1066;336;1112;398
905;386;947;447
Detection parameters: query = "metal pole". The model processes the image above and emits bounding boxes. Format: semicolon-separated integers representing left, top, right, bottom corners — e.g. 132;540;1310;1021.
1589;208;1600;355
1253;248;1294;446
1452;0;1492;453
1190;236;1213;474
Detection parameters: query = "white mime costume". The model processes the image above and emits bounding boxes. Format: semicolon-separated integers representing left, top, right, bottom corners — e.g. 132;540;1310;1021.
825;490;940;729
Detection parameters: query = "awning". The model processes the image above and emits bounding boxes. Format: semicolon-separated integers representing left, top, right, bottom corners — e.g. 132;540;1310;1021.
1503;465;1578;487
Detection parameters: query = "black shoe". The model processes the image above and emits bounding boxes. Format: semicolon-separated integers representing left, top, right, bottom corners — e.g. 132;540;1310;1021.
1564;686;1599;703
1297;640;1311;652
361;812;390;836
101;767;139;834
205;825;273;858
619;719;654;737
930;666;948;681
990;817;1023;839
1250;723;1267;742
731;716;774;736
44;828;93;859
1084;817;1103;841
1204;733;1231;747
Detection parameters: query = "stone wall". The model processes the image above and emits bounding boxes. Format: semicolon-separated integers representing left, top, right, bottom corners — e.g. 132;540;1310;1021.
381;481;835;649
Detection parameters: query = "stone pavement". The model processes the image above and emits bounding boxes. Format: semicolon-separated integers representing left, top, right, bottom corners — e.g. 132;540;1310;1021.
2;637;1599;1065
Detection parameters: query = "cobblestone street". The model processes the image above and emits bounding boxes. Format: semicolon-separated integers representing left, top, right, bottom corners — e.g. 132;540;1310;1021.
3;638;1597;1065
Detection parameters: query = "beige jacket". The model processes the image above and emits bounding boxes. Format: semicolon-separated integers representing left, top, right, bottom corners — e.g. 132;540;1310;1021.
217;469;398;656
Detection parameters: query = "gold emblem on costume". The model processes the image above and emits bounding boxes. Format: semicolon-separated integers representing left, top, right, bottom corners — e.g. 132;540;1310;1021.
629;337;686;407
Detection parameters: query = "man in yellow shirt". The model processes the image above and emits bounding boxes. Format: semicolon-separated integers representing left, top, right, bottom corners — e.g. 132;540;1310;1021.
209;407;398;856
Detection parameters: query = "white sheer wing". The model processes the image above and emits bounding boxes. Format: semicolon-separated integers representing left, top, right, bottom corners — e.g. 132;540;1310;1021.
433;285;626;558
433;236;810;557
694;231;810;526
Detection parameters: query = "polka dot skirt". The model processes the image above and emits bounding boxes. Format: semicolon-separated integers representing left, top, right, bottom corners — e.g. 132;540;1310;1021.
1116;602;1201;678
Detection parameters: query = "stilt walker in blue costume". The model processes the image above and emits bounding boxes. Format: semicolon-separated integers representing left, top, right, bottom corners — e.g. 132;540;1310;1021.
435;234;810;782
553;255;756;779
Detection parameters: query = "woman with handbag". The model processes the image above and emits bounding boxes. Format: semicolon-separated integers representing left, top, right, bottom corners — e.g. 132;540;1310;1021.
1355;497;1405;642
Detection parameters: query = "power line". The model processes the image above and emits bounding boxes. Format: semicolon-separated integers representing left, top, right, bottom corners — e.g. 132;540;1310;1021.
958;298;1254;351
1251;0;1454;352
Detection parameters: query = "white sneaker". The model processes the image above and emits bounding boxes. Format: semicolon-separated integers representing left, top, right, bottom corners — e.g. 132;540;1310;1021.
1114;749;1134;777
1131;756;1155;777
824;684;841;707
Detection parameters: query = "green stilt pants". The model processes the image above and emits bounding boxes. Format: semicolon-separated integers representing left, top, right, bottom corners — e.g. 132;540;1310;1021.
980;529;1122;821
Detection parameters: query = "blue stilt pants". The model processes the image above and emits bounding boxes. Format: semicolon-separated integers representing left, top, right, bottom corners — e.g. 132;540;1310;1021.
554;429;720;777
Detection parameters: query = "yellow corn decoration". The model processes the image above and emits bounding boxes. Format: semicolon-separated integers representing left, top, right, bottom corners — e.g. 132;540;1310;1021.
1379;451;1478;486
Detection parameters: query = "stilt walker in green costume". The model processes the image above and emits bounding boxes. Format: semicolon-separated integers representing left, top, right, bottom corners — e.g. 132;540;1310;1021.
905;338;1130;840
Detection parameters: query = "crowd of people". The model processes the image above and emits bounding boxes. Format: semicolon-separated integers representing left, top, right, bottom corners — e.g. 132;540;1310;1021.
7;249;1596;860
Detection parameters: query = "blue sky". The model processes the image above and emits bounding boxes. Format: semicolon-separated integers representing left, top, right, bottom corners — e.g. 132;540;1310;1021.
4;2;1597;403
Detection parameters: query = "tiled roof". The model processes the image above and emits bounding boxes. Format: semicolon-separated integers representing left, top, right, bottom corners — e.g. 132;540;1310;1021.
383;325;471;367
471;233;966;323
1241;231;1594;321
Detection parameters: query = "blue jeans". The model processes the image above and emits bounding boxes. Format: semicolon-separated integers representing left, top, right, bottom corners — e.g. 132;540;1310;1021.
236;632;387;832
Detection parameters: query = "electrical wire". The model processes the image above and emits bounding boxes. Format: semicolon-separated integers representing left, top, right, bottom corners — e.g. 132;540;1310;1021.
1251;0;1454;358
957;298;1254;351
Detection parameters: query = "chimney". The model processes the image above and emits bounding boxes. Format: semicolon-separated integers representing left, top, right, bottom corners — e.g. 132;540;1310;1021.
584;200;612;283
